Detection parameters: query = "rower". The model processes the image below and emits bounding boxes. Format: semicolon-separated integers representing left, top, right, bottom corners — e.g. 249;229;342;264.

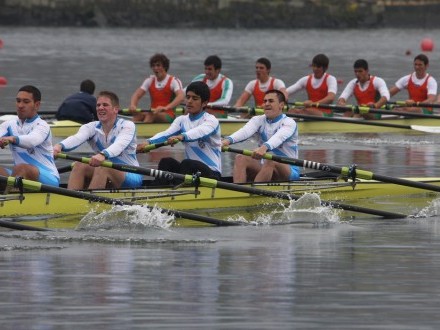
56;79;97;124
188;55;234;118
53;91;143;190
233;57;287;117
222;89;299;184
0;85;60;187
137;81;222;185
338;59;390;120
128;53;185;123
389;54;438;114
287;53;338;117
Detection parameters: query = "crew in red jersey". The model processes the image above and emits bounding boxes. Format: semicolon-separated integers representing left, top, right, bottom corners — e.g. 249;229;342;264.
129;53;184;123
287;54;338;117
338;59;390;120
389;54;437;114
234;57;287;108
189;55;233;106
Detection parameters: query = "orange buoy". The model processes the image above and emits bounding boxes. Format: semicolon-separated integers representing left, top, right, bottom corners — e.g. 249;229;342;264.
0;76;8;86
421;38;434;52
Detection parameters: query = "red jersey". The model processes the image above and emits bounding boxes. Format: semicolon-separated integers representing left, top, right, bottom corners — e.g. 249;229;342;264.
408;74;429;102
203;76;226;102
354;76;378;105
253;78;275;107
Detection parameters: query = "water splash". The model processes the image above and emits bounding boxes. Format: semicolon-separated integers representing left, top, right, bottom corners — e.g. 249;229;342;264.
76;205;175;231
275;193;340;226
410;198;440;219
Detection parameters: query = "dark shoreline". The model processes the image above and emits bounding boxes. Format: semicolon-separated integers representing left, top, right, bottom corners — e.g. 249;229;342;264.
0;1;439;29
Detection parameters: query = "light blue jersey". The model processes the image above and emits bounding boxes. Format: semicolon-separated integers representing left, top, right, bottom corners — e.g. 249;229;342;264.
148;111;222;174
0;115;60;185
59;117;139;167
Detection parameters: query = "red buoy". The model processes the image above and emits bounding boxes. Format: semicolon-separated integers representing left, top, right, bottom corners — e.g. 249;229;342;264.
421;38;434;52
0;39;3;49
0;77;8;86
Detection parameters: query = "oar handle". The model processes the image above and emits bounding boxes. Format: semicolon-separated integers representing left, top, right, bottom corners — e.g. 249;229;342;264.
138;139;181;153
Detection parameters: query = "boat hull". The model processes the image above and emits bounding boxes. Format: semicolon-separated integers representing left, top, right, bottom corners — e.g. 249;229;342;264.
1;177;439;228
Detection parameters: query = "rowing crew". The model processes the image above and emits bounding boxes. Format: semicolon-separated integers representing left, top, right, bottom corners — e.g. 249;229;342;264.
0;83;299;192
54;52;436;126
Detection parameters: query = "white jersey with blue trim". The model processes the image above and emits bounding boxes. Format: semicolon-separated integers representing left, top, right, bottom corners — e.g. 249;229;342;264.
59;117;139;166
226;114;298;158
148;111;222;174
0;115;59;180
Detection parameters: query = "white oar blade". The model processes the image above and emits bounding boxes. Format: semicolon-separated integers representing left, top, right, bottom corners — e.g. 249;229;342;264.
411;125;440;133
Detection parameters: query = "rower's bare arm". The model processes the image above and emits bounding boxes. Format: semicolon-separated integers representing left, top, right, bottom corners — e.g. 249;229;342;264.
129;88;146;111
234;91;251;107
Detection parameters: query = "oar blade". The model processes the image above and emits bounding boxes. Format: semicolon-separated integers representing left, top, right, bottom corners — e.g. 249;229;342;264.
410;125;440;133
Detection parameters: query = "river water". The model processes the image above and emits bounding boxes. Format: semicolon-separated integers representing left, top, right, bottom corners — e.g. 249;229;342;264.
1;27;440;329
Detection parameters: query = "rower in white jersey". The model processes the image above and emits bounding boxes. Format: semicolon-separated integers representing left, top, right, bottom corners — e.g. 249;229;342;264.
53;91;143;190
222;89;299;184
0;85;60;187
137;81;222;184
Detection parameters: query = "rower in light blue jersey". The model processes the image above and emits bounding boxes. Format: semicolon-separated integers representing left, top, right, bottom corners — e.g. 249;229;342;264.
223;89;299;184
0;85;60;187
137;81;222;184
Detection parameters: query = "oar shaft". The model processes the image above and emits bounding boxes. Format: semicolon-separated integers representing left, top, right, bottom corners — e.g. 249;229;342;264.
207;105;252;113
293;102;439;119
286;113;413;130
119;107;185;114
388;101;440;109
223;146;440;193
0;219;51;231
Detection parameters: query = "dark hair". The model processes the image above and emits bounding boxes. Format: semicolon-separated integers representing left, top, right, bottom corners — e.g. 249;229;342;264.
312;54;329;70
186;81;210;103
18;85;41;102
97;91;119;107
204;55;222;70
149;53;170;72
353;59;369;70
80;79;95;94
265;89;286;103
256;57;271;70
414;53;429;65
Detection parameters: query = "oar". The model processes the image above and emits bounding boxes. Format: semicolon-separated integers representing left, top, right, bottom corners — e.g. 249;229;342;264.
137;139;180;153
0;111;57;116
0;219;51;231
285;113;440;134
57;163;74;174
206;105;254;113
222;146;440;193
0;175;239;227
388;101;440;109
292;102;440;120
119;107;185;115
56;153;407;219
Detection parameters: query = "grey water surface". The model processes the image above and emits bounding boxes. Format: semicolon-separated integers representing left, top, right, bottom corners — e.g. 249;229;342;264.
0;27;440;329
